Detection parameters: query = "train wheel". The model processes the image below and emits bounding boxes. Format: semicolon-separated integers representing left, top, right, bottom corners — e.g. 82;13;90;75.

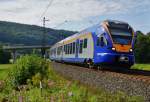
126;65;132;70
88;64;93;68
87;59;94;69
83;59;88;68
97;65;103;70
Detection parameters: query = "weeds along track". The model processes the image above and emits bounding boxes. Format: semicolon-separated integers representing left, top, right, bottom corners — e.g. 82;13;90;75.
51;62;150;101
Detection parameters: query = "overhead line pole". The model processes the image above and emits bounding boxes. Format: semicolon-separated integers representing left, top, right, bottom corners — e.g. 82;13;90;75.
42;17;49;58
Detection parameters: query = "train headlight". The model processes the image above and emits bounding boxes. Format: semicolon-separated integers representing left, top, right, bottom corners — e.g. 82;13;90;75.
112;47;116;51
129;48;133;52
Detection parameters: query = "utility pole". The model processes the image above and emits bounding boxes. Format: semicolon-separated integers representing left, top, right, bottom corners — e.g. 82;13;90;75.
41;17;49;58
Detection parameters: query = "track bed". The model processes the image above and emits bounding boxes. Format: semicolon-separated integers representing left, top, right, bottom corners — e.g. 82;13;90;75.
51;62;150;101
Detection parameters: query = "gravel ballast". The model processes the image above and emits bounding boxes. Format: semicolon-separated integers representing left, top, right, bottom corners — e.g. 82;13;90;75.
52;62;150;101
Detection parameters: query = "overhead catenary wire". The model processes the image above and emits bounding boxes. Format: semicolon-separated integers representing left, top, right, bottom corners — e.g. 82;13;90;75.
53;20;68;29
35;0;54;25
33;0;54;57
34;0;70;29
39;0;54;20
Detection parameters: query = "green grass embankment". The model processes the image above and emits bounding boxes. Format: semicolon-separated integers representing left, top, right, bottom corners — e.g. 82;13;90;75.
131;64;150;71
0;64;12;80
0;63;144;102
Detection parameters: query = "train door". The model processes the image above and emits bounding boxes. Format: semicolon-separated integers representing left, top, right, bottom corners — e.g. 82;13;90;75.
94;33;109;63
75;39;79;58
97;33;108;51
96;26;108;53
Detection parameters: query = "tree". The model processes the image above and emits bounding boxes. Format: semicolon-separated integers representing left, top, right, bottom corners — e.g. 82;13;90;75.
134;31;150;63
0;45;11;64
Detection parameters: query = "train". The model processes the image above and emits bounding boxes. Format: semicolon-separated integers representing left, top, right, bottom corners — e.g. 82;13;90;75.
49;20;136;69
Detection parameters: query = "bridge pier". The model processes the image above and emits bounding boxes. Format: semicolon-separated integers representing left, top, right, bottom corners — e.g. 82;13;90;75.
41;48;46;58
11;50;16;63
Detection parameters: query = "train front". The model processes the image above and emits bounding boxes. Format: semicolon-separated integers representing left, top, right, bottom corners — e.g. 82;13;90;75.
96;20;136;68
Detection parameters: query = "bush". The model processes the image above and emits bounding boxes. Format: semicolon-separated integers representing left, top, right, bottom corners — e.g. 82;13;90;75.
8;55;49;88
0;45;11;64
134;31;150;63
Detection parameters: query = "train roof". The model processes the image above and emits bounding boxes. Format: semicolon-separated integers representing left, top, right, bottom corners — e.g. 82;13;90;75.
51;20;131;48
104;20;128;24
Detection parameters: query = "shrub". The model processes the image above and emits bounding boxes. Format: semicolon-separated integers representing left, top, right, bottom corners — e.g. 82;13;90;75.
8;55;49;88
0;45;11;64
32;73;42;87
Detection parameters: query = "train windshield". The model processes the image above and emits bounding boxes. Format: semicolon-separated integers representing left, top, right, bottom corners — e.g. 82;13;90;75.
108;22;133;45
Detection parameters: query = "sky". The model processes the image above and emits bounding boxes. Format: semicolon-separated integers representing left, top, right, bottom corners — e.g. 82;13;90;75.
0;0;150;33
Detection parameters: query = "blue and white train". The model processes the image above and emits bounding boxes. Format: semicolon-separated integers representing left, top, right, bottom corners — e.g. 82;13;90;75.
49;20;136;68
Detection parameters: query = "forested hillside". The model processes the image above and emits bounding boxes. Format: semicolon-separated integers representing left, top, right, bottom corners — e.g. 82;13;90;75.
0;21;76;45
134;31;150;63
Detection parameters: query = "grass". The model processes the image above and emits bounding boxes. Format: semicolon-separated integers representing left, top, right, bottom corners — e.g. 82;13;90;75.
0;63;144;102
0;64;12;80
131;64;150;71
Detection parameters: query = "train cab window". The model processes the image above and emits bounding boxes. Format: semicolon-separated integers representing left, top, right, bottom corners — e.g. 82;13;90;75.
83;38;88;48
79;40;83;53
73;42;75;54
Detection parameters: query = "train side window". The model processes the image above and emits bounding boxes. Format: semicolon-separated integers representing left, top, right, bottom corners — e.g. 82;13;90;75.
73;42;75;54
83;38;88;48
59;46;61;55
66;45;67;54
57;47;59;55
55;48;56;56
64;45;65;52
60;46;62;54
65;45;67;54
64;45;65;54
70;43;73;54
79;40;83;53
67;44;69;54
69;44;71;54
66;44;68;54
69;43;71;54
67;44;70;54
76;41;79;53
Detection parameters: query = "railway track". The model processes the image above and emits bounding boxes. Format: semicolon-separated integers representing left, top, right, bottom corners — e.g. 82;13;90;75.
100;69;150;84
93;66;150;84
53;62;150;84
51;62;150;101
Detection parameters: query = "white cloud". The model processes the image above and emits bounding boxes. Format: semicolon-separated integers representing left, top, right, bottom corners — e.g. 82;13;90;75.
0;0;149;31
